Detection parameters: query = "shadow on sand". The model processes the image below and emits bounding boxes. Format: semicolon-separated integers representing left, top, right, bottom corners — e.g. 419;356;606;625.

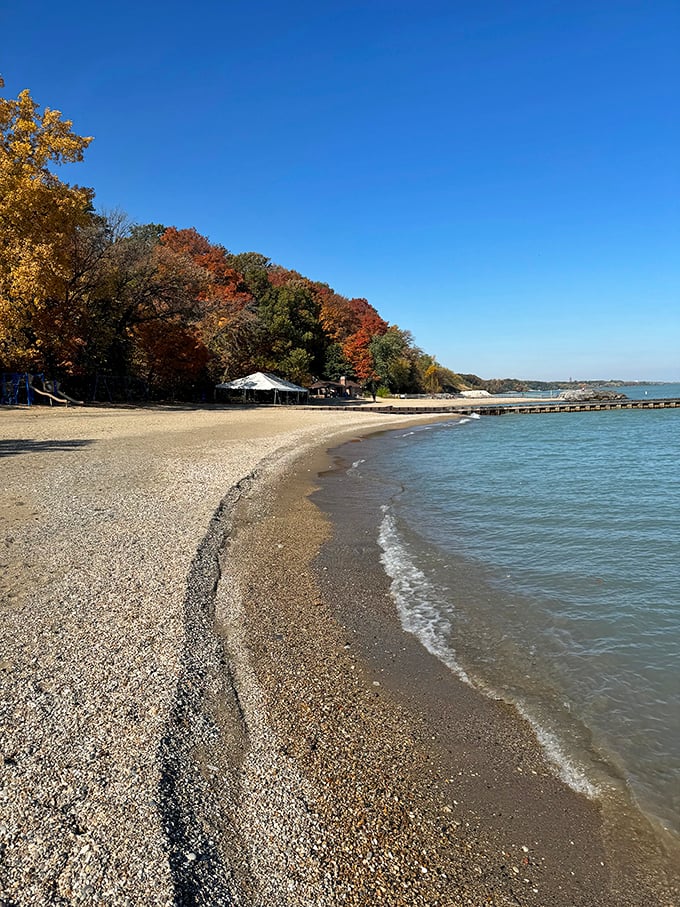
0;439;94;458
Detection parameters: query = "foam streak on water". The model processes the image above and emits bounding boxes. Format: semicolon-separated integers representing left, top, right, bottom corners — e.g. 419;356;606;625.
512;702;599;798
377;507;471;685
378;503;598;798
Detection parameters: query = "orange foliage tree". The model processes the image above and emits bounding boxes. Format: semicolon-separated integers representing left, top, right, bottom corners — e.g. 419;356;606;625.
0;77;94;372
342;310;389;383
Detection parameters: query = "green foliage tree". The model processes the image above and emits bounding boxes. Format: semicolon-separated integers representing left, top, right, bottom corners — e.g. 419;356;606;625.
224;251;271;298
258;282;325;383
370;326;418;393
322;342;355;381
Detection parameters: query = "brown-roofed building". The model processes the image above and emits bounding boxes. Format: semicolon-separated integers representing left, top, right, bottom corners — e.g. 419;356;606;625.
309;376;363;398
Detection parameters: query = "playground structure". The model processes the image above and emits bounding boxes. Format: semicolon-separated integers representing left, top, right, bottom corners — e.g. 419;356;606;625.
1;373;83;406
1;371;154;405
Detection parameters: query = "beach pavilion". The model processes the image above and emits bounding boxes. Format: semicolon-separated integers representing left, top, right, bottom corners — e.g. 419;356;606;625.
215;371;309;404
309;377;363;399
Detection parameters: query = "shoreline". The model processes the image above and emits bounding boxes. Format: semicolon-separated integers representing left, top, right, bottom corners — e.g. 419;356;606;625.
211;423;679;904
1;405;678;904
309;429;680;903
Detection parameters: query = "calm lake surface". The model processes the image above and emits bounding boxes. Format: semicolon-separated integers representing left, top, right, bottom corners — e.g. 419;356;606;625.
341;384;680;840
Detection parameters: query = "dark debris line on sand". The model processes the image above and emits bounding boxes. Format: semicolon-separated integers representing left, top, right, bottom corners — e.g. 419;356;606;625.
158;477;258;907
158;449;334;907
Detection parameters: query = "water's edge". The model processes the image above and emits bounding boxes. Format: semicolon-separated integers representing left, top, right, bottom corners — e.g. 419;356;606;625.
312;420;680;892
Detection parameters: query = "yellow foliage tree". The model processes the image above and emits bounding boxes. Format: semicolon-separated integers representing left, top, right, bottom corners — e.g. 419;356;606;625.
0;76;94;370
423;363;442;394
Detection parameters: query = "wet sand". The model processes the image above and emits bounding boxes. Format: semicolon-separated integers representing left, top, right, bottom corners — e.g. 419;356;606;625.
1;404;677;905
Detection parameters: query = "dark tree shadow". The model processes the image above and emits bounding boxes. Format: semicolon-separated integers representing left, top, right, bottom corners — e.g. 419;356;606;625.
0;439;94;458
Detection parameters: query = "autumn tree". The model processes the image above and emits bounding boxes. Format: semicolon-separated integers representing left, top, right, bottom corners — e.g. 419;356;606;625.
416;353;463;394
122;224;239;394
160;227;246;308
156;227;264;382
342;309;388;386
422;364;438;394
131;319;211;395
0;77;94;371
32;215;217;393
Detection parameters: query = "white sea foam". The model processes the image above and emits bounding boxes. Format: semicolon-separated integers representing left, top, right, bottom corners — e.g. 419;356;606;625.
401;425;437;437
451;413;480;426
377;505;599;800
349;458;366;471
514;703;599;798
377;507;471;684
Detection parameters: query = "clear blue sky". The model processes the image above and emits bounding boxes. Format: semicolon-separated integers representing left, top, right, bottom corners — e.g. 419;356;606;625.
3;0;679;380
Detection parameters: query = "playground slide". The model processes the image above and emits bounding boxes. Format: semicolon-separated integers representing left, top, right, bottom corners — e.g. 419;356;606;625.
29;378;84;406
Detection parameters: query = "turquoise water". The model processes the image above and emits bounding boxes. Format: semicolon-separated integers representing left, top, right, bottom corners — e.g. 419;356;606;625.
350;385;680;838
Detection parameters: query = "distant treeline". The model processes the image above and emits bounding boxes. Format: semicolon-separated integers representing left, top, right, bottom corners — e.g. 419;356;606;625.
458;376;639;393
0;79;469;401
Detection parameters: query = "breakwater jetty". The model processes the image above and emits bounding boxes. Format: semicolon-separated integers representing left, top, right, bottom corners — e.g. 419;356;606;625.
450;397;680;416
306;398;680;416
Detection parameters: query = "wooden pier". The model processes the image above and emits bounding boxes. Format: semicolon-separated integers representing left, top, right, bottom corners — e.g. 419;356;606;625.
304;398;680;416
452;397;680;416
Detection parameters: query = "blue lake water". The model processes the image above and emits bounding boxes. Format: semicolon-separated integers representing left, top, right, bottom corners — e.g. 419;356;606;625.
347;384;680;839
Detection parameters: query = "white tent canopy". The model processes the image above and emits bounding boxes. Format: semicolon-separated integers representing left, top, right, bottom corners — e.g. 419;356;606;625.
216;371;308;403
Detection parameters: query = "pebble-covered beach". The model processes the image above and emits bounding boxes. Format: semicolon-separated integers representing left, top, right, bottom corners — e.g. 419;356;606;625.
0;405;416;904
1;405;677;906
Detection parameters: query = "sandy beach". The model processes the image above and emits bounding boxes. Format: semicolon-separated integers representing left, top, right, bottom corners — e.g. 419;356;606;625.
1;404;677;906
